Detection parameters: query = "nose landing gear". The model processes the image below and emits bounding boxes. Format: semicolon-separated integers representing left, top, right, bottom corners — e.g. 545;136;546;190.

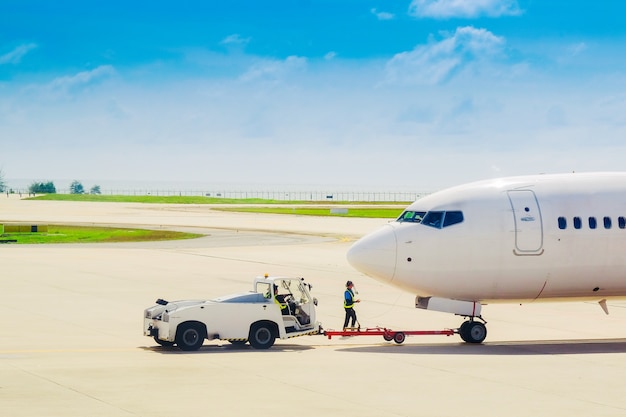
458;317;487;344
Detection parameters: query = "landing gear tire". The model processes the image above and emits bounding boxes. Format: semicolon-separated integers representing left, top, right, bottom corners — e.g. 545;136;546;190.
383;333;393;341
459;321;487;344
249;323;276;349
393;332;406;344
176;322;206;351
458;321;470;340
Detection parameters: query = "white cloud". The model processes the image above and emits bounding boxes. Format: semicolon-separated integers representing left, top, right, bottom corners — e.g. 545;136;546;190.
221;34;251;46
409;0;522;19
324;51;337;60
240;56;307;82
385;26;505;85
370;8;395;20
0;43;38;65
49;65;116;91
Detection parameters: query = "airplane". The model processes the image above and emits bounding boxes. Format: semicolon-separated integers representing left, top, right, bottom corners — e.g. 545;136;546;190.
346;172;626;343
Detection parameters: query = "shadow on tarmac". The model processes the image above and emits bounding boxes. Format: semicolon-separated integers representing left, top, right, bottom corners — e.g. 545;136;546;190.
337;338;626;355
140;338;626;355
139;343;315;354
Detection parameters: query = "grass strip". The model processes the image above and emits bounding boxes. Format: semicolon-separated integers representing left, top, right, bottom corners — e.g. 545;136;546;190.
212;207;403;218
1;225;202;244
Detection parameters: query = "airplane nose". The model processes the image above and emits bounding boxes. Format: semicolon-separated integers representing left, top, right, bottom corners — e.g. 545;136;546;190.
347;224;397;282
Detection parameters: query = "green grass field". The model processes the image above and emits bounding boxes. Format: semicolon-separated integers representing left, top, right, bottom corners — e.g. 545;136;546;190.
0;225;202;244
212;206;403;218
28;194;407;219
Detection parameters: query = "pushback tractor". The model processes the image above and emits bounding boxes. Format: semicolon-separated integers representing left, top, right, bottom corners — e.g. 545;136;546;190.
144;275;321;350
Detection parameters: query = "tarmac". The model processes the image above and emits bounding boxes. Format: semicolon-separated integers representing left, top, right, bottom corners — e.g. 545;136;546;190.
2;195;626;417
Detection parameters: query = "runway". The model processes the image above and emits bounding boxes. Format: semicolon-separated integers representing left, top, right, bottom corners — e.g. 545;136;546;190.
2;196;626;416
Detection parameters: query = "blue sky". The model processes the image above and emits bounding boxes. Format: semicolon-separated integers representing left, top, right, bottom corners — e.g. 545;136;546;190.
2;0;626;191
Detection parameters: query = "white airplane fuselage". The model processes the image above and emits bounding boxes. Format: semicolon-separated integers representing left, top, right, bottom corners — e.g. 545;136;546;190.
347;172;626;305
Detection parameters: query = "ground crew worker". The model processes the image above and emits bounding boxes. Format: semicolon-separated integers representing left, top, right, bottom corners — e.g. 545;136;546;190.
272;284;289;315
343;280;360;330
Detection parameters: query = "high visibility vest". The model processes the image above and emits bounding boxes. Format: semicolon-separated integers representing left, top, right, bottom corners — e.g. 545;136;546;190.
274;295;287;310
344;288;355;308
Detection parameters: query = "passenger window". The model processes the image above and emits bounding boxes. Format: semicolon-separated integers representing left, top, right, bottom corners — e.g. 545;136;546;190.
589;217;597;229
558;217;566;229
422;211;444;228
573;217;582;229
604;217;612;229
443;211;464;227
619;217;626;229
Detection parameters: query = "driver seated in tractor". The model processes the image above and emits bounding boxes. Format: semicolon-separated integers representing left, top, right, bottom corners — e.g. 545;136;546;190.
272;284;292;316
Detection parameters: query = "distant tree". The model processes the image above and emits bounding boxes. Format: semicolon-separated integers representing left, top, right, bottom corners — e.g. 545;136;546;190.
90;185;101;195
0;168;6;193
69;180;85;194
29;181;56;194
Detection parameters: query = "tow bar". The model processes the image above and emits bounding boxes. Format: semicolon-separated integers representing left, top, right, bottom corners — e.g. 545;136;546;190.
323;326;455;344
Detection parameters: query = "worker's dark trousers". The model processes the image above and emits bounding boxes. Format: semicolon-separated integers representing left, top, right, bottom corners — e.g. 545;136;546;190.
343;307;357;328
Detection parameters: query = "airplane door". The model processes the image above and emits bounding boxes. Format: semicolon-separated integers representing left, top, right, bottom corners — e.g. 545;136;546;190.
507;190;544;254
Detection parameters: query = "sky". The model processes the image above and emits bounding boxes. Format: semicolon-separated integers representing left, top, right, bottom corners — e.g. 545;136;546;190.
2;0;626;192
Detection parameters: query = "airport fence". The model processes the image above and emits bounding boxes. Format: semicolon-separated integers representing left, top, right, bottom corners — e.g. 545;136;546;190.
39;189;428;202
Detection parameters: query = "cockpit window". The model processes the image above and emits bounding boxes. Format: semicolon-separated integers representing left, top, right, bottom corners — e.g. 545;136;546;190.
422;211;444;228
397;210;426;223
443;211;464;227
422;211;464;229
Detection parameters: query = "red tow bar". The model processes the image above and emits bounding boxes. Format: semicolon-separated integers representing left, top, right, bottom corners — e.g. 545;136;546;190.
323;326;455;344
